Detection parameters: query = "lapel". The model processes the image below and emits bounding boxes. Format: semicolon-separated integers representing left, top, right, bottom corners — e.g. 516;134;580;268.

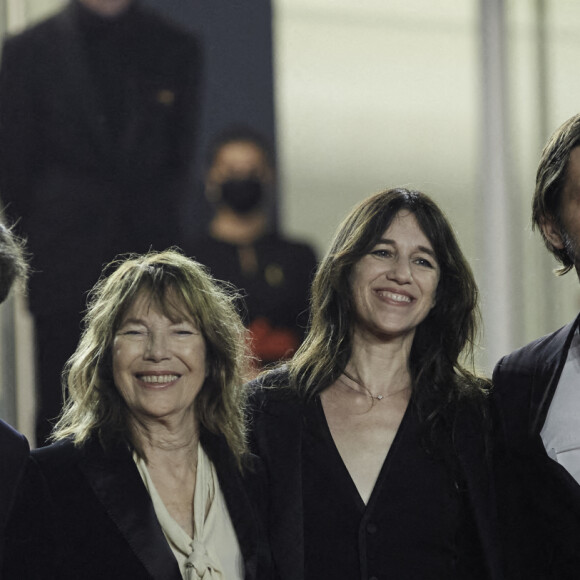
530;314;580;435
201;430;261;580
454;409;504;580
78;438;181;580
252;391;305;580
53;5;111;155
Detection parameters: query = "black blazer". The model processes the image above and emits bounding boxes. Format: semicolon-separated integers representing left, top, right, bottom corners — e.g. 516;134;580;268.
248;369;504;580
0;421;29;572
4;429;273;580
492;313;580;578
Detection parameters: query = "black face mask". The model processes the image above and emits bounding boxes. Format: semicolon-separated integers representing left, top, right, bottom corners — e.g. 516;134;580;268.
220;178;264;214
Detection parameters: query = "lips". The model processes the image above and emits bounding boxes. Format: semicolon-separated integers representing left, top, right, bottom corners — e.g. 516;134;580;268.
374;289;413;303
136;374;180;384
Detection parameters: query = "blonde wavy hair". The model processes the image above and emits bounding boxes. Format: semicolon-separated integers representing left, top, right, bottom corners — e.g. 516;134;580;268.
52;249;250;465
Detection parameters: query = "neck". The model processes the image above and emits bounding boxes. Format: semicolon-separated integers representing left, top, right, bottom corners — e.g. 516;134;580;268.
209;209;267;245
130;414;200;463
345;336;413;397
76;0;134;19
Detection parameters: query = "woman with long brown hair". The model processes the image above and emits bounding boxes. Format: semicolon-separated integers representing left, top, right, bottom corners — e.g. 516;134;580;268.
250;188;502;580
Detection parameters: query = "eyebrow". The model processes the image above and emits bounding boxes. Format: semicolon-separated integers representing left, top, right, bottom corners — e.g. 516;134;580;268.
119;316;194;327
376;238;437;260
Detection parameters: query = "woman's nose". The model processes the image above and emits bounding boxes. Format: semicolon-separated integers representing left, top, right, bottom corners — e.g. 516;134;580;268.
386;258;412;283
144;332;170;360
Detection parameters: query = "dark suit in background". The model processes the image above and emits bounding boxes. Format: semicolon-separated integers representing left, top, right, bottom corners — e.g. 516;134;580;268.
0;0;202;442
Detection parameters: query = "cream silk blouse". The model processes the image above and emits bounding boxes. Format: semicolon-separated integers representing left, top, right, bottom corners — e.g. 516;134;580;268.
135;443;244;580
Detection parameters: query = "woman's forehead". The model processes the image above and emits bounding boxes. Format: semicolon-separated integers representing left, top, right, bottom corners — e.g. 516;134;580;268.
121;288;194;323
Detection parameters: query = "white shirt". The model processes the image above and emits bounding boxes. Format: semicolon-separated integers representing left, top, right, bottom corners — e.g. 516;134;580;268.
540;327;580;483
134;443;244;580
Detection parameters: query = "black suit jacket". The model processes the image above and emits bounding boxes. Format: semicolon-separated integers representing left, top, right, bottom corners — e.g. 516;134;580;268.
492;314;580;578
0;420;29;572
0;0;202;315
248;369;504;580
3;430;273;580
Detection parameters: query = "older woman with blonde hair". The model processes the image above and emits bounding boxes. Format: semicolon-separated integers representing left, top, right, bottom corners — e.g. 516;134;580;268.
6;250;273;579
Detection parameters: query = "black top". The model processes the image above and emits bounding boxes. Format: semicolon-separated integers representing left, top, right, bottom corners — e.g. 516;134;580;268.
189;233;317;363
302;397;485;580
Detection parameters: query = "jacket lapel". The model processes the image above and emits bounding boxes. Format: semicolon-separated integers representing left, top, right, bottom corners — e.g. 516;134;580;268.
79;439;181;580
531;314;580;434
201;430;263;580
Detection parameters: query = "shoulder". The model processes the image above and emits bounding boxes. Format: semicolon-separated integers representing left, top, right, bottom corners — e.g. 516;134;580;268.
247;366;300;410
0;421;29;488
493;316;578;382
0;422;30;519
32;438;80;473
0;419;28;455
2;10;63;54
455;384;490;428
31;436;117;480
0;9;73;80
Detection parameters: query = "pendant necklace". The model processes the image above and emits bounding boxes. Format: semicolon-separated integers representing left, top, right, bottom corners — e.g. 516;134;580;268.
339;370;411;401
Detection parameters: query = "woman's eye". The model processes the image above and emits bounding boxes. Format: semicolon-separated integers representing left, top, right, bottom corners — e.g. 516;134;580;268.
119;328;147;336
371;249;392;258
415;257;434;268
175;330;194;336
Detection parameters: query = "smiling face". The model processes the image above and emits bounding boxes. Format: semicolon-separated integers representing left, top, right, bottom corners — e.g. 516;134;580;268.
112;291;206;426
350;210;440;345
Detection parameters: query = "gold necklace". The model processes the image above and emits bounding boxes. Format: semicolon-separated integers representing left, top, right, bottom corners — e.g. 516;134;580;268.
338;371;411;401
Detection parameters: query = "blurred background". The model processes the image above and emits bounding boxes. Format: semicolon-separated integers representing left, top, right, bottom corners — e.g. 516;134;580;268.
1;0;579;442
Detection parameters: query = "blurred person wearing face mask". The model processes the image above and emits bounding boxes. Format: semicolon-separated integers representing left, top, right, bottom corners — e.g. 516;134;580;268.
187;127;317;368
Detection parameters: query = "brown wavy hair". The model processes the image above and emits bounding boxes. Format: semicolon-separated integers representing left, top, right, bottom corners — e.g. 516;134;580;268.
288;188;488;435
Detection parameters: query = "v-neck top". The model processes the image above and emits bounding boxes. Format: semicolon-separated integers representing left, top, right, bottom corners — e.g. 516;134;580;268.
301;396;485;580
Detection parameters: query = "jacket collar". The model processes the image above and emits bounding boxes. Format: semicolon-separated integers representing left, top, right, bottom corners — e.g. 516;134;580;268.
531;313;580;434
78;437;182;580
201;429;263;580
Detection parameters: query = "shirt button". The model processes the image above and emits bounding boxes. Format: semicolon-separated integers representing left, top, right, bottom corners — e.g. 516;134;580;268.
366;522;378;534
